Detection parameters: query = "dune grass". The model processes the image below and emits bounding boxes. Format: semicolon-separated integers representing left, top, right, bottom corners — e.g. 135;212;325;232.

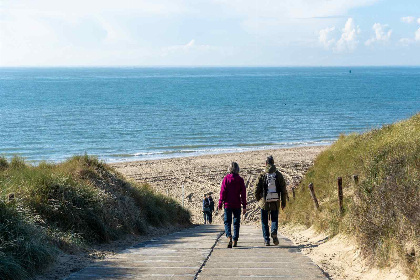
0;155;191;280
282;113;419;278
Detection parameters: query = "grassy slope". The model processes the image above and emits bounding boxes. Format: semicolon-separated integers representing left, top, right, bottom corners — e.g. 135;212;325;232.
282;113;419;278
0;155;191;280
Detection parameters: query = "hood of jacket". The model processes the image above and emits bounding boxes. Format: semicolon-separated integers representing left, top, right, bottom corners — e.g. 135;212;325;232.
226;173;238;179
265;164;277;173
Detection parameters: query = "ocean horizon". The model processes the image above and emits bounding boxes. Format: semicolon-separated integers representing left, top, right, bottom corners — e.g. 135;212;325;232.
1;66;419;163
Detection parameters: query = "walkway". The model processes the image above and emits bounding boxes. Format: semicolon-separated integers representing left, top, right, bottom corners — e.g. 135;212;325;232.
66;225;327;280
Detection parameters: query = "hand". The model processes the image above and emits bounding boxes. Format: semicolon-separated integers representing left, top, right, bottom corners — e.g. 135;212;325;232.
218;205;222;210
242;208;247;215
281;205;285;210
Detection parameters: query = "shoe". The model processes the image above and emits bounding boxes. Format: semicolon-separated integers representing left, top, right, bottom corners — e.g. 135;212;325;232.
227;237;233;248
265;240;270;246
271;234;279;246
233;240;238;247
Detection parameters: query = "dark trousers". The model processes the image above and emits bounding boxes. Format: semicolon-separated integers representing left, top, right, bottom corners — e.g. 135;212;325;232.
203;211;211;224
208;211;213;224
261;209;278;242
224;208;241;241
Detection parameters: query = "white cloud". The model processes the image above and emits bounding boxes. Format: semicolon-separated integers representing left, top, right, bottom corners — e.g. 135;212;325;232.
161;39;217;56
166;39;195;51
2;0;419;66
398;27;420;46
399;38;412;46
319;27;336;49
365;23;392;46
318;18;360;53
401;16;416;23
334;18;361;52
416;28;420;41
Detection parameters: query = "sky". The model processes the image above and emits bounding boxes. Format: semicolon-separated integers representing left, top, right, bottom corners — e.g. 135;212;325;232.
0;0;419;66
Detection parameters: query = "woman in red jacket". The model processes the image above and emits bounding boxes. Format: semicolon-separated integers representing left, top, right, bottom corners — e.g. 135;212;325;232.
218;162;247;248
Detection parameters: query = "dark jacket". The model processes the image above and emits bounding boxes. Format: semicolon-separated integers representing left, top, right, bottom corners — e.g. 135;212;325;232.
202;198;211;212
208;196;215;212
254;164;287;210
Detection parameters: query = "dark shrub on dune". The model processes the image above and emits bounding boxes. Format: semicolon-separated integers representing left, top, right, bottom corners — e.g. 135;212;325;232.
0;155;191;279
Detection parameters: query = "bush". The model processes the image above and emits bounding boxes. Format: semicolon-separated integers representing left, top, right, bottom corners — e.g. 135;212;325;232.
283;113;419;277
0;201;56;280
0;155;191;279
0;157;8;171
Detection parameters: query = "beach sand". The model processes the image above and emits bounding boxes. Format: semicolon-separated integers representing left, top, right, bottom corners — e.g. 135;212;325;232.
110;145;327;224
110;145;409;280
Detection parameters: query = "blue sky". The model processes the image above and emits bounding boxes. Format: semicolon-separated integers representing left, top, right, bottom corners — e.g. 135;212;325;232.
0;0;419;66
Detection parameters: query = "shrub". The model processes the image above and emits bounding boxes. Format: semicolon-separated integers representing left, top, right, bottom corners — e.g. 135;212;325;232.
0;157;8;171
0;155;191;279
283;113;419;277
0;201;56;280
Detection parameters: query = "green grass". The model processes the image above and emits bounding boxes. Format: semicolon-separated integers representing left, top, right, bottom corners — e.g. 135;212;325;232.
0;155;191;280
282;113;419;278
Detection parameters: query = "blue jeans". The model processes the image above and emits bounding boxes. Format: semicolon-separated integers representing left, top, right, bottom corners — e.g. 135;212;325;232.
203;211;211;224
261;209;278;242
224;208;241;241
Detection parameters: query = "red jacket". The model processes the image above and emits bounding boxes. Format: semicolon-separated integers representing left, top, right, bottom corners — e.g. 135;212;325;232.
218;173;247;209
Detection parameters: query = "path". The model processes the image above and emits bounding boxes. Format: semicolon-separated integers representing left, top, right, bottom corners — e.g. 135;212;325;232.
66;225;328;280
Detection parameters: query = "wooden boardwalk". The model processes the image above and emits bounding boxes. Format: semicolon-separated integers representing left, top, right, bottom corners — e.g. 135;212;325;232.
66;225;327;280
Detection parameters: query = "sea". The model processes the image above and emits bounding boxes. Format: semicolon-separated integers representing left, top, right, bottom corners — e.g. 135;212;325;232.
0;67;419;163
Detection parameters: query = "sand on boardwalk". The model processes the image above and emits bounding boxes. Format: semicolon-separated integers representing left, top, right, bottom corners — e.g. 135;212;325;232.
110;145;326;225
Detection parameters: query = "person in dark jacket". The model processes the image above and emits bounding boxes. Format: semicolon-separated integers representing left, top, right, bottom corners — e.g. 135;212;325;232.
208;194;215;224
202;194;211;224
254;156;287;246
218;162;247;248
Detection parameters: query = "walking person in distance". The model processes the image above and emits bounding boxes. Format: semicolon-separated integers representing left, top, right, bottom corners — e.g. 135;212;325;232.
208;194;215;224
202;194;211;224
254;156;287;246
218;162;247;248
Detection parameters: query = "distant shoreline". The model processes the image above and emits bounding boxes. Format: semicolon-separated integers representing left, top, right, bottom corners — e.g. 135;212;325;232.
5;141;334;165
103;141;333;163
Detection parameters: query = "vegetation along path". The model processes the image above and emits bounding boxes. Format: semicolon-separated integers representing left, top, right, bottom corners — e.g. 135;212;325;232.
66;225;328;280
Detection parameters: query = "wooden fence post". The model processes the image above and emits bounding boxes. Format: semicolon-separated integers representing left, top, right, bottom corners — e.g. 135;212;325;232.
338;177;344;214
308;183;319;209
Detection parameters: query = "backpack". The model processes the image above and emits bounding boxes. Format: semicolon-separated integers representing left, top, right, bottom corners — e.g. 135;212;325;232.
203;198;210;212
265;172;279;202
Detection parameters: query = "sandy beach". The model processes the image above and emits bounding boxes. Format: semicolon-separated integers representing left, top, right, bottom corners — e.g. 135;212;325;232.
111;145;410;280
110;145;327;224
